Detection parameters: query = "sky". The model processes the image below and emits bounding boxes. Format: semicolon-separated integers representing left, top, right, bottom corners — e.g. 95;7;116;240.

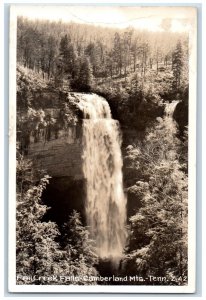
13;5;196;33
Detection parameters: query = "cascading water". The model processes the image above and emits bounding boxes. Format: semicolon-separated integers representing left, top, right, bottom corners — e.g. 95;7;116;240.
77;93;127;261
164;100;179;118
163;100;179;133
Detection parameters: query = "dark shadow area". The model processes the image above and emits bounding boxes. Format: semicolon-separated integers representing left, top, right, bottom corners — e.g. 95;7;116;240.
96;259;121;285
41;176;86;226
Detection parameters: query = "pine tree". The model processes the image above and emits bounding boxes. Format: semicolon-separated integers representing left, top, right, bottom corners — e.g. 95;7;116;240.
172;40;183;91
85;42;100;76
61;211;98;283
113;32;123;76
58;34;75;77
71;56;93;92
79;56;93;91
122;30;133;77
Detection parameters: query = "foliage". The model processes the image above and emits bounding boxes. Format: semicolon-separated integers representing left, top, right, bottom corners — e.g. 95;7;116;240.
172;39;188;101
122;111;188;285
93;72;165;131
17;66;81;153
57;102;79;128
17;106;57;153
57;34;76;78
17;17;189;132
16;156;98;285
17;65;48;111
16;163;65;284
71;56;93;92
17;16;188;84
61;211;99;283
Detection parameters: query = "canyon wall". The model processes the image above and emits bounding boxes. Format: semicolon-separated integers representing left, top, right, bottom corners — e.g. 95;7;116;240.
28;125;83;180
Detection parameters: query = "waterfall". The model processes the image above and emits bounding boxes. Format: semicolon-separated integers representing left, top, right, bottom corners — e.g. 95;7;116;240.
77;93;127;261
164;100;179;117
163;100;179;131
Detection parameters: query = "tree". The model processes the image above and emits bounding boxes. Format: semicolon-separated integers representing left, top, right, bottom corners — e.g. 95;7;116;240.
122;114;188;285
85;42;101;76
16;155;99;285
61;211;98;283
113;32;123;76
21;26;41;70
46;36;57;79
131;37;138;72
58;34;75;77
105;50;114;78
71;56;93;92
125;161;188;284
172;40;183;91
16;166;67;284
122;30;133;78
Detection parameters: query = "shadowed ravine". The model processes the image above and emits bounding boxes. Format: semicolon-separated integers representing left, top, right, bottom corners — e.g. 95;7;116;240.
77;94;127;262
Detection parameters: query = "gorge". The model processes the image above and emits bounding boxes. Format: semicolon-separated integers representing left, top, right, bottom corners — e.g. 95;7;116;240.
26;91;180;264
16;62;188;284
27;93;127;262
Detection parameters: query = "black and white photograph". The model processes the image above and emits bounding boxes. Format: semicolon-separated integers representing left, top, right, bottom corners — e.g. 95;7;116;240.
8;4;197;293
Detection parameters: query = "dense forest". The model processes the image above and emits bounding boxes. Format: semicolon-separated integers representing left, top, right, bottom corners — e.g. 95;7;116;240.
16;16;189;285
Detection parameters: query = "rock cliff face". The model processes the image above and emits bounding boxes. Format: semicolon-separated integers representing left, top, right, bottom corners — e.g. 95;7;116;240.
173;86;188;137
173;100;188;137
28;126;83;179
17;69;84;180
16;77;86;223
26;120;86;225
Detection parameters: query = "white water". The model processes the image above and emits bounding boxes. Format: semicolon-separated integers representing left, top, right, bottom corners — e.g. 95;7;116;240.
164;100;179;118
163;100;179;134
77;94;127;261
